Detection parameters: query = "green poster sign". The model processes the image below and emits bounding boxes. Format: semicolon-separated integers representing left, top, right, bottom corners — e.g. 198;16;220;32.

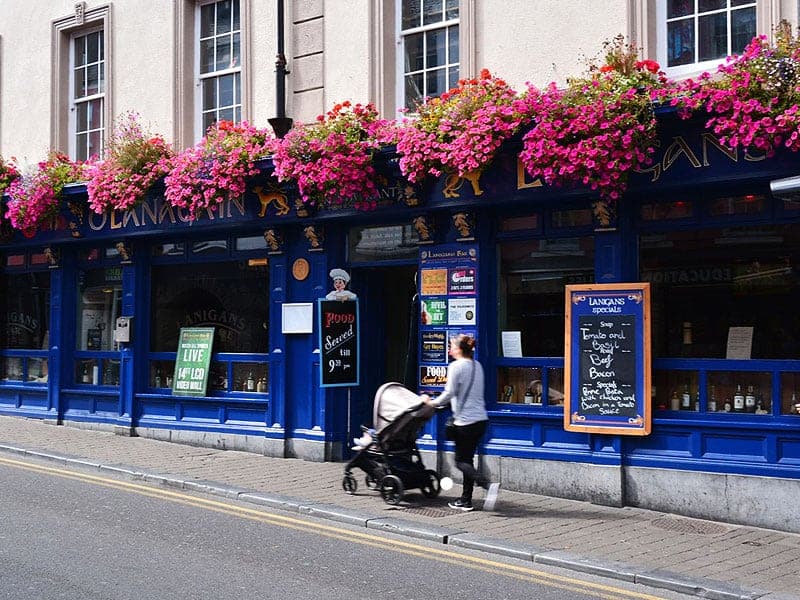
420;297;447;326
172;327;215;396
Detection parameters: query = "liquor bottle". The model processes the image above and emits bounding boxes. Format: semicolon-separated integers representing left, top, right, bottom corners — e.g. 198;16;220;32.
154;369;162;388
791;391;799;414
256;377;266;393
81;364;90;383
670;389;680;411
693;388;700;411
681;383;692;410
744;385;756;413
733;384;745;412
246;371;255;391
708;385;717;412
91;364;99;385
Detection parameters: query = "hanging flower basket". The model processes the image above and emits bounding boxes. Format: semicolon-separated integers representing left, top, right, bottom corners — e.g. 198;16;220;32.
86;112;173;214
163;120;272;219
4;152;87;234
271;101;390;211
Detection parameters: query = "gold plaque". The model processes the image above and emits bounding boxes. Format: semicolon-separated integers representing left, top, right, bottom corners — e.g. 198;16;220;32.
292;258;310;281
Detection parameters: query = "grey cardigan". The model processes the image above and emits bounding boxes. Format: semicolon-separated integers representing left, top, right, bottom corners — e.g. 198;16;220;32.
431;358;488;425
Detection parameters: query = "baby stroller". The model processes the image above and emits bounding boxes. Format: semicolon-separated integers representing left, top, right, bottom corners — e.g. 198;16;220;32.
342;382;441;504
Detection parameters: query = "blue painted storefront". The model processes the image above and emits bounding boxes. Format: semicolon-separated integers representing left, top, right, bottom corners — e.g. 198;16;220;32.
2;111;800;531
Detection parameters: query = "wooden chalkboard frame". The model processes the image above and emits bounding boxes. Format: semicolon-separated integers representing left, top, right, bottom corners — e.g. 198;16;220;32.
318;299;360;388
564;283;651;436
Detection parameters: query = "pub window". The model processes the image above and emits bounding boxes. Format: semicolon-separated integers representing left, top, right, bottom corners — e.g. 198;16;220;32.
348;224;419;263
640;200;693;221
495;236;594;405
398;0;459;111
75;267;122;385
149;260;268;392
0;271;51;383
642;223;800;414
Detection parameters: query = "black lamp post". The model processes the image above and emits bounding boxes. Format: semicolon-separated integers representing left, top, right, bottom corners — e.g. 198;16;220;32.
268;0;293;138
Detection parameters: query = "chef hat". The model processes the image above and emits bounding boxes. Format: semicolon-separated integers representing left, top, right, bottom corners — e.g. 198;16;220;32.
329;268;350;283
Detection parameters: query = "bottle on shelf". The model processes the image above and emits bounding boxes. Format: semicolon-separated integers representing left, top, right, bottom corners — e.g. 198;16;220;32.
733;384;745;412
693;388;700;411
91;363;99;385
708;385;717;412
792;391;799;415
154;369;162;388
670;389;680;411
681;383;692;410
165;374;173;388
744;384;756;413
246;371;255;392
81;364;90;384
256;377;266;393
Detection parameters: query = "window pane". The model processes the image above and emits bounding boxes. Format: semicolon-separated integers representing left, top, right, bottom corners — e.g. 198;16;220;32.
668;18;695;66
232;32;240;67
98;62;105;93
152;243;186;257
425;68;447;98
236;236;268;251
76;133;88;160
667;0;693;18
500;214;539;232
422;0;443;25
426;28;446;68
698;0;726;12
0;272;51;350
219;73;234;107
75;36;87;66
150;261;269;353
86;64;99;95
448;25;459;63
218;107;234;123
216;36;232;71
641;225;800;359
402;0;421;30
445;0;458;20
88;130;102;159
200;3;215;37
202;78;217;111
234;106;241;124
200;39;215;73
699;12;727;61
232;0;240;30
498;238;595;356
192;240;228;254
216;0;232;34
404;32;424;72
405;72;424;108
76;268;123;351
87;31;100;63
731;7;756;54
89;99;102;129
74;68;86;99
448;67;459;89
203;111;216;132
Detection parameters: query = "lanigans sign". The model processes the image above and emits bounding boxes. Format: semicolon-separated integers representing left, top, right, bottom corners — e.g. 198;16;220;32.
318;299;359;387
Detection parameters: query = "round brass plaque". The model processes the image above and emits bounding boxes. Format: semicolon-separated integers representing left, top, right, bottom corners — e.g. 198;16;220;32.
292;258;310;281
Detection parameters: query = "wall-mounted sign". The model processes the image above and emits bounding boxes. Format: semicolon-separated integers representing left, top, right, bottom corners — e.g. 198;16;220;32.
421;331;447;362
292;258;310;281
318;299;359;387
448;267;476;295
420;297;447;325
447;297;476;325
564;283;651;436
172;327;215;397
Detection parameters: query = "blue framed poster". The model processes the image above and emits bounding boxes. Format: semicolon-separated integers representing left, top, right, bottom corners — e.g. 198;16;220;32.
318;299;360;387
418;245;478;392
564;283;651;436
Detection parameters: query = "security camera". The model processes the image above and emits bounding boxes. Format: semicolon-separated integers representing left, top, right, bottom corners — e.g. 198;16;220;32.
770;175;800;201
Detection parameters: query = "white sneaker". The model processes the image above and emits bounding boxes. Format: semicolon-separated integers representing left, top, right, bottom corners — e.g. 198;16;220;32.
484;482;500;511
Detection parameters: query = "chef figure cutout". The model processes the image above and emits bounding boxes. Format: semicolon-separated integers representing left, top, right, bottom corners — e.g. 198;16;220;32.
326;268;357;301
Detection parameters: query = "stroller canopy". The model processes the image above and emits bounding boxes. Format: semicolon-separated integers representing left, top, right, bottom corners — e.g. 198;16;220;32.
372;382;431;434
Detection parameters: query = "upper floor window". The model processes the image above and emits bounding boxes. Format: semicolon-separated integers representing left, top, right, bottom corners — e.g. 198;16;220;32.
398;0;459;111
70;29;105;161
197;0;241;135
658;0;757;77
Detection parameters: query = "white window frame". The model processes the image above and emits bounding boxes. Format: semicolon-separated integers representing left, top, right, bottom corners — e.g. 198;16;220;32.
395;0;460;113
69;27;105;161
656;0;758;79
194;0;242;140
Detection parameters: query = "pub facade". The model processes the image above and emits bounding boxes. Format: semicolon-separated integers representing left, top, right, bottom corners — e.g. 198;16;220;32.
2;111;800;533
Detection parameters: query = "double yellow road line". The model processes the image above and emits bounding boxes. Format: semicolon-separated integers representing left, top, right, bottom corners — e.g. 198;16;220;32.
0;455;666;600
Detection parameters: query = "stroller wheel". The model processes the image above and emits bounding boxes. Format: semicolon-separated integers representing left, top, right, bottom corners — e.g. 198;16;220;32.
365;473;378;489
342;474;358;495
421;470;441;498
379;475;405;505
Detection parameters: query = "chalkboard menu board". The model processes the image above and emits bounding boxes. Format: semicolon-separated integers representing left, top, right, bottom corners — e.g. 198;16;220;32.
318;299;360;387
564;283;651;435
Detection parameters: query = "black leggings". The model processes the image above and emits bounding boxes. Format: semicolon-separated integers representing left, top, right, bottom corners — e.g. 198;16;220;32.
453;420;489;502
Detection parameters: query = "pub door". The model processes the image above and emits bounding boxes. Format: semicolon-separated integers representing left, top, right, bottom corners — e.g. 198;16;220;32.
349;265;418;441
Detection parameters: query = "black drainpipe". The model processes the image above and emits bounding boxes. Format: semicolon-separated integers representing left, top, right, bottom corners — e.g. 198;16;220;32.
269;0;293;138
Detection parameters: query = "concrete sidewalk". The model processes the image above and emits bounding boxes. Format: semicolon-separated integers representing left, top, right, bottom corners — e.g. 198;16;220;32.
0;416;797;600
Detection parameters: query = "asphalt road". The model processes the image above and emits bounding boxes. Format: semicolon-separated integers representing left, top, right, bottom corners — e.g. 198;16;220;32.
0;455;692;600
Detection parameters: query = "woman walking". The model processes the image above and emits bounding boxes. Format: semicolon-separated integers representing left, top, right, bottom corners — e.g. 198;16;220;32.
422;334;499;511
